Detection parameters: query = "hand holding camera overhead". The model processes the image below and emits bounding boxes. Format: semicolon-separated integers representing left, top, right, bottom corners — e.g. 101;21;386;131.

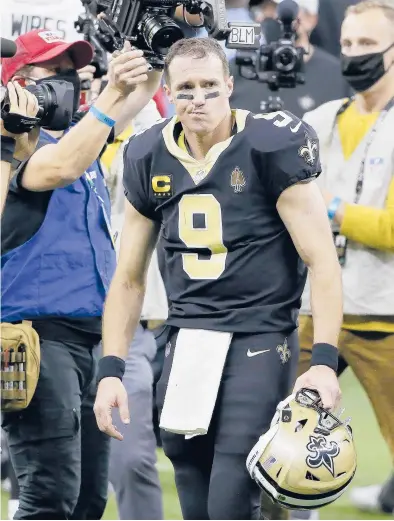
78;0;261;69
0;34;158;193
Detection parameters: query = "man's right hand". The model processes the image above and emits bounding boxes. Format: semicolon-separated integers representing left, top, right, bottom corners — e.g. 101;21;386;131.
1;82;40;162
107;41;150;97
93;377;130;441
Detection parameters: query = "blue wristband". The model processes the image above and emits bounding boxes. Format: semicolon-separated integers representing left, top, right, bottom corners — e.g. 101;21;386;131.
89;105;116;128
327;196;342;221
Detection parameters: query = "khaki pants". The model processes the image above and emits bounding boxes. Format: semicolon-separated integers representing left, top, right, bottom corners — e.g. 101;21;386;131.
298;315;394;461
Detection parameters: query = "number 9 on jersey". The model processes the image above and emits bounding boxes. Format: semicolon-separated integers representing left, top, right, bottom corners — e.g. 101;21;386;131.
178;194;228;280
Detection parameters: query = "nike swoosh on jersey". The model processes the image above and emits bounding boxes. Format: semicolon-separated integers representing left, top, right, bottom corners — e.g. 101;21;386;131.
246;349;270;357
290;121;302;133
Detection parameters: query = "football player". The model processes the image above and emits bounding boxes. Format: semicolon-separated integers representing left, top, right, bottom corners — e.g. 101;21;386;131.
94;37;343;519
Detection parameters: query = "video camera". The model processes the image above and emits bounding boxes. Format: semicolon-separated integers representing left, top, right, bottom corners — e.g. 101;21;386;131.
77;0;261;69
1;36;75;133
1;82;75;133
235;0;305;98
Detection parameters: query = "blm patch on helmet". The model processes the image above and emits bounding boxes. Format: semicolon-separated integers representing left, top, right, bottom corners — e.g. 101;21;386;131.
306;435;339;476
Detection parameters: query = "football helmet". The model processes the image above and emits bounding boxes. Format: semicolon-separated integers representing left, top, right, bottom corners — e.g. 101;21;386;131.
246;388;357;510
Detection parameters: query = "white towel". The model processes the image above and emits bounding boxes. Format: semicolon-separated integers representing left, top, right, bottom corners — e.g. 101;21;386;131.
159;328;232;437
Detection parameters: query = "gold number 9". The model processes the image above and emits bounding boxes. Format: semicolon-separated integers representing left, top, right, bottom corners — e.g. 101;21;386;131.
178;194;227;280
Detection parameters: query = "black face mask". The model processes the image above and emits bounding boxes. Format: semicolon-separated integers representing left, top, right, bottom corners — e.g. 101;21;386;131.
36;68;81;114
341;43;394;92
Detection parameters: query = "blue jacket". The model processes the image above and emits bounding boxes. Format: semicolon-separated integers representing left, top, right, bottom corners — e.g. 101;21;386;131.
1;130;117;322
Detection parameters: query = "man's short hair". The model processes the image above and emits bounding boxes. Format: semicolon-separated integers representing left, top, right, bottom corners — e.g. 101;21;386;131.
164;38;230;82
345;0;394;27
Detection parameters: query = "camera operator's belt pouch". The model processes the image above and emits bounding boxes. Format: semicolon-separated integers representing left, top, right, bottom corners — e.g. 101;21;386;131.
1;321;40;412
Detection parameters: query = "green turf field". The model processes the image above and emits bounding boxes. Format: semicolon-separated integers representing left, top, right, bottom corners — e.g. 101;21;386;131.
1;368;392;520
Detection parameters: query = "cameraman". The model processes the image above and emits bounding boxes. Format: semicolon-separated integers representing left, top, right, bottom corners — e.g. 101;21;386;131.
230;0;352;117
1;29;161;520
1;82;40;215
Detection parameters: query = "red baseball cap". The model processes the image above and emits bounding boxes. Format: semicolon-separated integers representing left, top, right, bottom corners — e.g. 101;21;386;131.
1;30;94;84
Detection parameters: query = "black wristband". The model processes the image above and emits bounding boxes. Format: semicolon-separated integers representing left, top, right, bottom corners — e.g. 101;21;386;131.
311;343;338;372
1;136;16;164
97;355;126;382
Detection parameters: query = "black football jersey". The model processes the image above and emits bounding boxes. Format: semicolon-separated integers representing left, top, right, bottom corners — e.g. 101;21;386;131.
123;109;321;333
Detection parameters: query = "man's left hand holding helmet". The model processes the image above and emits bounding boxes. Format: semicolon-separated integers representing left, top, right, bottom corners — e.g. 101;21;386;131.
0;29;162;521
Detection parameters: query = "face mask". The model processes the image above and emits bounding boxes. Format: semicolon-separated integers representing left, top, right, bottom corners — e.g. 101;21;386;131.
341;43;394;92
36;68;81;114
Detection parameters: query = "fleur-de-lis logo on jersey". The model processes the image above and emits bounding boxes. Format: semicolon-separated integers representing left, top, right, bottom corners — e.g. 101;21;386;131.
276;337;291;364
230;167;246;193
298;133;318;166
306;435;340;476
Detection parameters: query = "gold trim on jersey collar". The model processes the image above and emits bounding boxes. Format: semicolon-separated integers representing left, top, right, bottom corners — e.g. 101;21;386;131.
162;109;250;185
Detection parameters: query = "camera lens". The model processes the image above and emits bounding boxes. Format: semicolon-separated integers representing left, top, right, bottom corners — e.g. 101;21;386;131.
1;81;73;131
0;84;44;120
274;45;297;72
25;84;52;124
141;12;184;57
279;49;293;66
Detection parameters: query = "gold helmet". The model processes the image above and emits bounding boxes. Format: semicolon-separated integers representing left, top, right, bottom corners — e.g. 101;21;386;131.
246;388;357;510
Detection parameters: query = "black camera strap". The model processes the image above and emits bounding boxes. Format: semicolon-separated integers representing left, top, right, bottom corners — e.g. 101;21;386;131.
334;96;394;204
1;112;40;135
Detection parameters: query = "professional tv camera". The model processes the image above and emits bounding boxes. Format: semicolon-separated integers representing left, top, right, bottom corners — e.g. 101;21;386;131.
78;0;261;69
235;0;306;111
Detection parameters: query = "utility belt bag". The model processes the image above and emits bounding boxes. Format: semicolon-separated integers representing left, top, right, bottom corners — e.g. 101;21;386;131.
1;321;40;412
